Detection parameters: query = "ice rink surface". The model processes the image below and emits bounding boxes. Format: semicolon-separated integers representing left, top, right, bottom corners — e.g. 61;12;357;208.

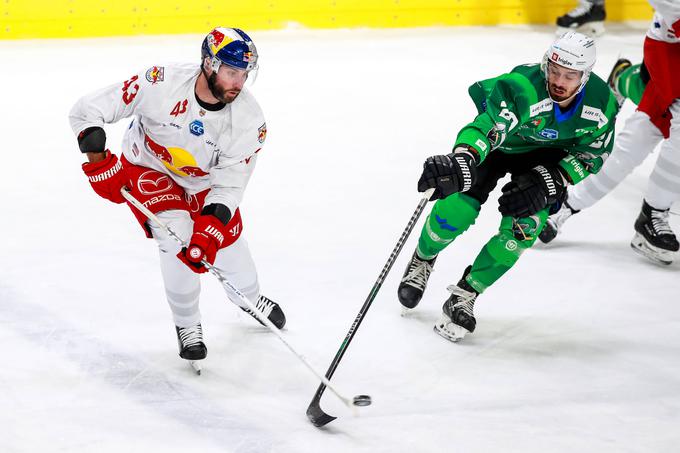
1;23;678;453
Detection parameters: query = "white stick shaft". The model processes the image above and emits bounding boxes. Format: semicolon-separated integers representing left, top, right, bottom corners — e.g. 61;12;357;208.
120;188;355;409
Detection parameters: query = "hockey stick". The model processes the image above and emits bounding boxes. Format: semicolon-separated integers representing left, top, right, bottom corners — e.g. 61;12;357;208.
120;188;363;411
306;188;435;427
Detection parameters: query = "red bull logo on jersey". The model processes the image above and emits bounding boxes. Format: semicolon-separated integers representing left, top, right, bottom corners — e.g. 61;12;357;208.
178;166;209;177
144;134;173;164
145;66;164;84
143;133;209;178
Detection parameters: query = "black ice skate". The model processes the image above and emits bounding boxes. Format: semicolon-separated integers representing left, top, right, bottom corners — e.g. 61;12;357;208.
631;200;679;265
556;1;606;36
607;58;632;107
434;267;479;343
539;199;580;244
176;324;207;374
241;295;287;329
398;250;437;310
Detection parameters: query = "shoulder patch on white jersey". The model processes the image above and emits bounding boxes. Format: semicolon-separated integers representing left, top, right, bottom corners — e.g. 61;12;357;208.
529;98;553;117
258;123;267;144
145;66;165;84
581;105;608;128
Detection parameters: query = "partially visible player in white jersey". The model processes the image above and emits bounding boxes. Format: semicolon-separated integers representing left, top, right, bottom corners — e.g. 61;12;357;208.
540;0;680;265
69;27;286;370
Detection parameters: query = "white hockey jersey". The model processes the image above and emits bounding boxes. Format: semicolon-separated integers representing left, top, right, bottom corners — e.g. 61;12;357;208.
69;63;266;214
648;0;680;43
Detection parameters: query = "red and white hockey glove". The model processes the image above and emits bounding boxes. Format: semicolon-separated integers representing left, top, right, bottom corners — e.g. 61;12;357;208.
82;151;128;204
177;214;227;274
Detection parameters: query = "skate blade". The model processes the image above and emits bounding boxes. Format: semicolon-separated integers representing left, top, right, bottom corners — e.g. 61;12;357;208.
433;317;469;343
401;306;413;317
631;233;675;266
189;361;202;375
556;22;604;37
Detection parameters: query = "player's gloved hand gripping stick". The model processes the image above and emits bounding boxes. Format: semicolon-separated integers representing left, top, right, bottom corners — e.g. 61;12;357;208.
120;188;366;413
82;151;128;204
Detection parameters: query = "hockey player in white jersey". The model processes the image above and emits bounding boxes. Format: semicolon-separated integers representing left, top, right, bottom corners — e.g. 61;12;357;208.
69;27;286;369
540;1;680;265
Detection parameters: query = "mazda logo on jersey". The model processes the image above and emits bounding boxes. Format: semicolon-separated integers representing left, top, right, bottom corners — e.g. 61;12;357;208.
138;171;174;195
190;120;204;136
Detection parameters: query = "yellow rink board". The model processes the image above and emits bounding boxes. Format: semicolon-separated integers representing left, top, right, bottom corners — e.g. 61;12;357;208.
2;0;654;40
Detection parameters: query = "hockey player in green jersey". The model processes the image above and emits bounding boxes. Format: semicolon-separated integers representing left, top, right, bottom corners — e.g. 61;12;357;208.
397;31;619;342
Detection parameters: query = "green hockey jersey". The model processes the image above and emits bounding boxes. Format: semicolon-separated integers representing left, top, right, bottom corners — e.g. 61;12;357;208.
455;64;619;184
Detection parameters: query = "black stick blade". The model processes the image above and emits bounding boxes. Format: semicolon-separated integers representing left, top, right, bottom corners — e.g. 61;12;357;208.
306;400;336;427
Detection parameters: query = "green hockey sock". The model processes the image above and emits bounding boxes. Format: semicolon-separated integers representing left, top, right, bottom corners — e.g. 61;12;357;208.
617;63;645;106
466;210;548;293
417;193;481;259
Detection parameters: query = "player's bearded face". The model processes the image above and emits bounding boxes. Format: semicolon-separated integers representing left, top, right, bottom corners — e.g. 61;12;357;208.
210;65;248;103
547;62;582;102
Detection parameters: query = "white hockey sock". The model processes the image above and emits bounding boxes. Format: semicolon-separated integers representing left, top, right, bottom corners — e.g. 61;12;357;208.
645;101;680;210
212;236;260;308
149;210;261;321
150;210;202;328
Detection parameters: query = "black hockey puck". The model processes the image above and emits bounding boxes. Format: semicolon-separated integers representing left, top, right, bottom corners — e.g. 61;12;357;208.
352;395;372;406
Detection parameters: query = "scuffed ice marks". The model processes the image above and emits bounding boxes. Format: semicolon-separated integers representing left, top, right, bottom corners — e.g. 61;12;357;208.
0;296;272;453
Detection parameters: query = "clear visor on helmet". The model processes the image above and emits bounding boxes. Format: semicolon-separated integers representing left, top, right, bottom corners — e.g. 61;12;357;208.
211;58;259;87
209;43;259;87
541;55;590;102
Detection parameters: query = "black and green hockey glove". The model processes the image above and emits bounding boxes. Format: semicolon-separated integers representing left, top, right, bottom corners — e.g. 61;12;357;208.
498;165;567;218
